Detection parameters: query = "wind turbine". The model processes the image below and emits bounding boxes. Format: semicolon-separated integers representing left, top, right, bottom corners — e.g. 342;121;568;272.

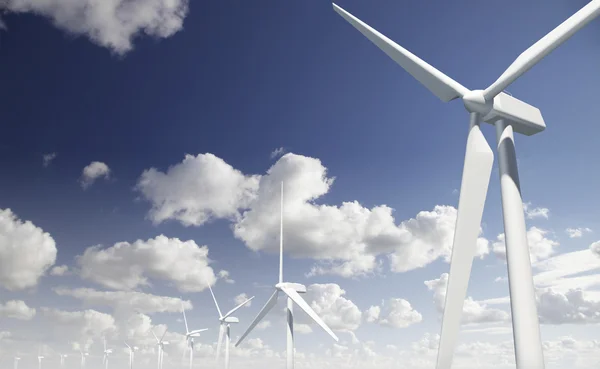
151;328;169;369
332;2;600;369
79;349;89;369
13;356;20;369
181;301;209;369
207;283;254;369
236;181;339;369
59;354;68;368
37;348;44;369
103;337;113;369
124;342;138;369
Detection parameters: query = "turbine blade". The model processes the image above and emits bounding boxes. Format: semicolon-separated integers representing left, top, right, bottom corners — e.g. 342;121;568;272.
280;286;339;342
483;0;600;100
235;290;279;346
279;181;284;284
216;324;225;361
151;330;160;343
160;328;168;343
436;114;494;369
124;342;130;349
181;300;190;333
332;3;468;102
208;283;223;318
223;296;255;319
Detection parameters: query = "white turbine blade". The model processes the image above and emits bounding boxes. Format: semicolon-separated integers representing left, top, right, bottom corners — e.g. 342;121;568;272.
216;324;225;361
151;330;160;343
208;283;223;318
280;286;339;342
181;300;190;334
124;342;130;349
332;3;468;102
188;328;209;336
160;328;168;343
484;0;600;100
436;117;494;369
279;181;284;284
223;296;255;319
235;290;279;346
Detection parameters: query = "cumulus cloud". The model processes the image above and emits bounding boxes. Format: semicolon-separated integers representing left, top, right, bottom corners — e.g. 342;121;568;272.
0;300;36;320
0;208;57;290
364;298;423;328
425;273;510;325
537;288;600;324
0;0;189;55
270;147;286;159
234;293;252;308
76;235;217;292
53;287;192;314
256;321;271;330
42;152;57;167
566;227;592;238
218;270;235;284
80;161;110;189
590;241;600;257
300;283;363;332
523;202;550;219
41;307;118;344
50;264;69;276
493;226;559;263
136;153;260;226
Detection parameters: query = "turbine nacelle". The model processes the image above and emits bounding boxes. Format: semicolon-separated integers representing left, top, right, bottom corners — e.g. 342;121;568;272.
276;282;306;294
221;316;239;324
462;90;492;116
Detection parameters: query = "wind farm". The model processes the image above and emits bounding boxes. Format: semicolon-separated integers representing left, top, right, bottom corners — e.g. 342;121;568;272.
0;1;599;369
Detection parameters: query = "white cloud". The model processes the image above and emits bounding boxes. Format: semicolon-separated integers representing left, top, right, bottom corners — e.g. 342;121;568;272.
53;287;192;314
270;147;286;159
218;270;235;284
493;226;559;263
566;227;592;238
0;208;57;290
523;202;550;219
136;153;260;226
295;323;313;334
42;152;57;167
533;249;600;293
234;293;252;308
50;264;69;276
0;300;36;320
80;161;110;189
365;298;423;329
40;307;118;345
300;283;363;332
590;241;600;257
0;0;189;55
425;273;510;325
256;321;271;330
537;288;600;324
76;235;217;292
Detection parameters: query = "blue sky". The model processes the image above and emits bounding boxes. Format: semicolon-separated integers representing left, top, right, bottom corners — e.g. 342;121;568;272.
1;0;600;368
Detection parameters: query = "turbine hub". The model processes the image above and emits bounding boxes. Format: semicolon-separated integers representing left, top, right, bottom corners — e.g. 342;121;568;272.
462;89;493;116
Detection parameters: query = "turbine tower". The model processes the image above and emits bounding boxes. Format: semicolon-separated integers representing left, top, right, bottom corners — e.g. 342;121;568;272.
79;349;89;369
151;328;169;369
103;337;113;369
59;353;68;368
125;342;138;369
208;283;254;369
236;181;339;369
332;2;600;369
37;348;44;369
13;357;20;369
181;301;208;369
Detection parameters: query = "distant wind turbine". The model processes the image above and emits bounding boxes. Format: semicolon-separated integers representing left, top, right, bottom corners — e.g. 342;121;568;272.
37;347;44;369
103;337;113;369
125;342;138;369
181;301;208;369
236;181;339;369
208;283;254;369
60;353;68;368
13;356;20;369
151;328;169;369
79;349;89;369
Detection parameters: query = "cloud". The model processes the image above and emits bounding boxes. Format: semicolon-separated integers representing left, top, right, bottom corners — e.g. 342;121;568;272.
76;235;217;292
537;288;600;324
523;202;550;219
234;293;252;308
589;241;600;257
0;300;36;320
218;270;235;284
40;307;118;345
0;0;189;55
364;298;423;328
50;265;69;276
80;161;110;189
0;208;57;290
42;152;57;167
493;226;559;263
425;273;510;325
300;283;363;332
136;153;260;226
53;287;192;314
270;147;286;159
256;321;271;330
566;227;592;238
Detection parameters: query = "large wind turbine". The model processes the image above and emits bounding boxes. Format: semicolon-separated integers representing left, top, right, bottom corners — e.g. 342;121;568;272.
124;342;138;369
208;284;254;369
151;329;169;369
79;349;89;369
236;181;339;369
332;2;600;369
181;302;209;369
103;337;113;369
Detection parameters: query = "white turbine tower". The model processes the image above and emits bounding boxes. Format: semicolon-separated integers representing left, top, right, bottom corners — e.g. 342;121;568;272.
236;181;339;369
103;337;113;369
332;2;600;369
151;329;169;369
181;302;209;369
37;348;44;369
60;354;68;368
79;349;89;369
124;342;138;369
208;284;254;369
13;356;20;369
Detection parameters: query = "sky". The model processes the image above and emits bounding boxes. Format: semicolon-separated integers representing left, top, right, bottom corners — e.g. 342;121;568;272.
0;0;600;368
